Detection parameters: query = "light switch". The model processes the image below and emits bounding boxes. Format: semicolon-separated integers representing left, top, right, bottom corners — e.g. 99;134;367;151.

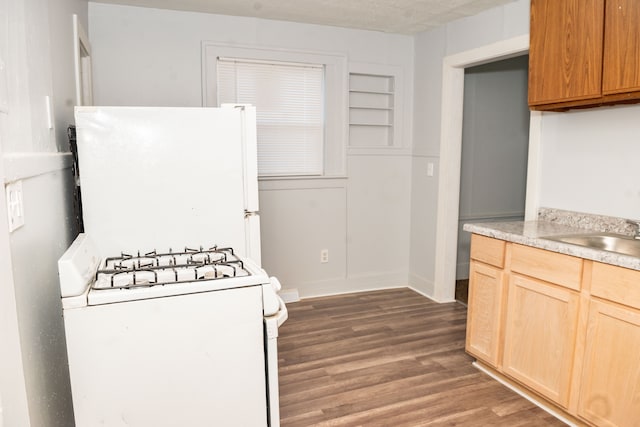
427;162;434;177
45;95;53;129
6;180;25;232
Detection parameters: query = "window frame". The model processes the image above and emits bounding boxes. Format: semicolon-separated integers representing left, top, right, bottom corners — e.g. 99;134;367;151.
202;42;347;178
216;57;325;177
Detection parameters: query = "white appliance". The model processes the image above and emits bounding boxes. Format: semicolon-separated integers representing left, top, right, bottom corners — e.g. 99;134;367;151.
58;105;287;427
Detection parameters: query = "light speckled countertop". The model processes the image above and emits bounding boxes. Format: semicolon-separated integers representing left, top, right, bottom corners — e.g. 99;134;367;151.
463;220;640;271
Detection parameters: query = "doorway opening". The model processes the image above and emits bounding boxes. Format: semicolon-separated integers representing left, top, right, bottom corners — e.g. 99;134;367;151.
432;35;539;303
455;55;530;304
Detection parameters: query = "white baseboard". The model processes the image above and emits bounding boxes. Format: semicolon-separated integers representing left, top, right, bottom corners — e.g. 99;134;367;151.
408;272;457;303
408;272;434;297
288;271;407;300
279;288;300;303
280;271;462;304
407;285;441;303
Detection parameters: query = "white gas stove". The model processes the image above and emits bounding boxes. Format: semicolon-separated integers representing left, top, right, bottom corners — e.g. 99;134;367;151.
59;233;286;427
58;106;286;427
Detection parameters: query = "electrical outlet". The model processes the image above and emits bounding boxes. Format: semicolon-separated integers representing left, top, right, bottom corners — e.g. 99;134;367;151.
320;249;329;263
6;180;25;232
427;162;434;177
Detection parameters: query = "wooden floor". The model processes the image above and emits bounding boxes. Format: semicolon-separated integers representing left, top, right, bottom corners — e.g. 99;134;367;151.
277;288;565;426
455;279;469;305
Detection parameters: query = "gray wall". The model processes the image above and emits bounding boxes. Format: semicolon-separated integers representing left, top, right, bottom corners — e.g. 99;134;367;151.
0;0;86;425
457;55;530;280
411;0;640;300
539;104;640;218
88;3;415;298
409;0;530;297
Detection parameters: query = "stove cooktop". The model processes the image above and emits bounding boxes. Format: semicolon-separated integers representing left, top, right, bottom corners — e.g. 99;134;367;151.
94;246;251;290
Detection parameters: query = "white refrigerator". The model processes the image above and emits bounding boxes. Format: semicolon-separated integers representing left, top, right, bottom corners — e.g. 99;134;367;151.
75;104;262;264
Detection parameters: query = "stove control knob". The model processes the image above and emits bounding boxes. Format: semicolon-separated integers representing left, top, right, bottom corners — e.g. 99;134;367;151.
269;276;282;292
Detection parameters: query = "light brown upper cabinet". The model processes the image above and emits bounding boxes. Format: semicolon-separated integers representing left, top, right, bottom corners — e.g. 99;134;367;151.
529;0;640;110
602;0;640;95
528;0;605;107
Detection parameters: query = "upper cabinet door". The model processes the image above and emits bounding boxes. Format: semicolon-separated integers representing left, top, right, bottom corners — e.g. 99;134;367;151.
528;0;605;105
602;0;640;94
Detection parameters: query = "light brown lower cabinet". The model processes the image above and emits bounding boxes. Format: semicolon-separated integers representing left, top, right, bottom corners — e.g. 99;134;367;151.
466;260;505;366
578;299;640;427
502;274;580;408
466;234;640;427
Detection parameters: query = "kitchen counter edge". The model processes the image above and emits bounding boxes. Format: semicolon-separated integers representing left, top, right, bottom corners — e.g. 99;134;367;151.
463;220;640;271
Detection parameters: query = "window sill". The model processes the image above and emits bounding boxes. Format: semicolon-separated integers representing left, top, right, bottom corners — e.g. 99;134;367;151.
258;175;347;191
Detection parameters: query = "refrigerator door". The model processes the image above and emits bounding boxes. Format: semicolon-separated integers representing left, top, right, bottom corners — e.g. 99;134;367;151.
75;106;258;259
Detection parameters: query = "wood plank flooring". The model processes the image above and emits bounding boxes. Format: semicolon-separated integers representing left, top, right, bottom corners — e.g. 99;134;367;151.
455;279;469;305
277;288;565;426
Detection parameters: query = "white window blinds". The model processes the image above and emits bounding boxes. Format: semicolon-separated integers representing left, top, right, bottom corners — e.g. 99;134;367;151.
217;57;325;176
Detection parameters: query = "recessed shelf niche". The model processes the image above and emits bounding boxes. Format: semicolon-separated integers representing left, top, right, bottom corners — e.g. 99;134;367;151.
349;73;395;148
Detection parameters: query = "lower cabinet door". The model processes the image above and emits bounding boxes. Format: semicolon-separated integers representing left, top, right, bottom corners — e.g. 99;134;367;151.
502;274;580;408
578;299;640;427
466;260;505;366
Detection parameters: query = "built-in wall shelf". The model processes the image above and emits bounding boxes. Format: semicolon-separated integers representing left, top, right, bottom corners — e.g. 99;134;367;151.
349;72;395;148
349;106;393;111
349;90;394;95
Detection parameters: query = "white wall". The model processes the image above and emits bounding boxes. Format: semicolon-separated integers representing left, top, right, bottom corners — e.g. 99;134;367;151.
0;0;86;425
0;0;31;424
410;0;530;298
88;3;414;298
412;0;640;300
539;104;640;219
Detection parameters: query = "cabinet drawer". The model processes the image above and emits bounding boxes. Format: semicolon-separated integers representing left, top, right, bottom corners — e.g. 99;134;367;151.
470;234;506;268
591;262;640;310
510;244;582;291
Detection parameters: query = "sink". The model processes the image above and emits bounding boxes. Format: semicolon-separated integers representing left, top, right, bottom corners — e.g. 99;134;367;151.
543;233;640;258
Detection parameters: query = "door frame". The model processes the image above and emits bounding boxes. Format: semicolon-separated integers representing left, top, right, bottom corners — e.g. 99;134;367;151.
73;14;93;106
432;34;541;302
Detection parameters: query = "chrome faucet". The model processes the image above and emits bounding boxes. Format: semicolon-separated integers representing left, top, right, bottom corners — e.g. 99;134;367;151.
626;219;640;240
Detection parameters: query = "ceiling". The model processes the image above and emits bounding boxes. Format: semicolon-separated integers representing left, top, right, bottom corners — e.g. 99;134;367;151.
92;0;517;34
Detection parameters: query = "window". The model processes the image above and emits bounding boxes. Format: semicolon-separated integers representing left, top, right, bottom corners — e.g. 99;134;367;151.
202;43;347;178
217;58;324;176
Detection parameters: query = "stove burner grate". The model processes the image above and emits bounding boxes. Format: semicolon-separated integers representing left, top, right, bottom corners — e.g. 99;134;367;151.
93;246;250;290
